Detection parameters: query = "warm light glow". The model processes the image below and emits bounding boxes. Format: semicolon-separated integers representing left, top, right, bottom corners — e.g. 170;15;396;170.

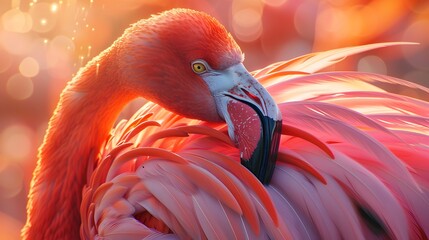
6;74;34;100
0;1;427;237
0;124;33;163
30;2;56;32
0;31;32;55
402;19;429;71
51;3;58;13
1;9;33;33
232;8;263;42
47;35;74;67
263;0;287;7
0;123;32;201
87;45;92;57
19;57;40;78
294;2;317;39
316;8;346;44
40;18;47;26
0;51;12;73
0;164;24;199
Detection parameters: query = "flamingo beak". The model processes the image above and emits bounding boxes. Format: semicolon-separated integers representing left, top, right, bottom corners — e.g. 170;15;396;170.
203;63;282;184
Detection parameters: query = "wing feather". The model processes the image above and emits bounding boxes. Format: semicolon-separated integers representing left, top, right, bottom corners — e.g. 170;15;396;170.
266;72;429;103
137;161;202;238
253;42;417;81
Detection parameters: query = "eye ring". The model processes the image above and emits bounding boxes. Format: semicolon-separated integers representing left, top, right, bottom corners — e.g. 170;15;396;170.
191;61;208;74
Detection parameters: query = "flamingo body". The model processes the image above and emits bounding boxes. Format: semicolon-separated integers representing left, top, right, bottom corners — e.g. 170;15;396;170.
81;68;429;240
23;8;429;240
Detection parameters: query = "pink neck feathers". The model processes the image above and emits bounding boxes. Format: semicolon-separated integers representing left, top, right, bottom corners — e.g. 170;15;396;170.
22;45;135;240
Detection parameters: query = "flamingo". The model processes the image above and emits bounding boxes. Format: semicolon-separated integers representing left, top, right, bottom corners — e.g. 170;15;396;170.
22;8;429;240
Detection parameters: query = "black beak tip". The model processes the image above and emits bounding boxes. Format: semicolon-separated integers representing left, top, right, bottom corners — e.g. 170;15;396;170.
241;118;282;185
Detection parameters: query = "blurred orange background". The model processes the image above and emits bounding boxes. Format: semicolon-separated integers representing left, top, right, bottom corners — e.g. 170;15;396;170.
0;0;428;239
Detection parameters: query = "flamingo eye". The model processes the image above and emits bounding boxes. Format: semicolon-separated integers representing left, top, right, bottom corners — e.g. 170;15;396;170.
192;61;207;74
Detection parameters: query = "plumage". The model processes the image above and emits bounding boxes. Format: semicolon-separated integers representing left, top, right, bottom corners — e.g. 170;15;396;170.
23;8;428;240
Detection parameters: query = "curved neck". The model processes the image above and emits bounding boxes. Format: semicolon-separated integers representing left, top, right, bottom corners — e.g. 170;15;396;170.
22;45;136;239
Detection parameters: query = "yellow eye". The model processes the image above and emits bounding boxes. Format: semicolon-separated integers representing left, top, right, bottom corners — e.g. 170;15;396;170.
192;62;207;74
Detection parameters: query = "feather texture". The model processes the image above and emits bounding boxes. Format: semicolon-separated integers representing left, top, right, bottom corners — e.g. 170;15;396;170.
80;43;429;239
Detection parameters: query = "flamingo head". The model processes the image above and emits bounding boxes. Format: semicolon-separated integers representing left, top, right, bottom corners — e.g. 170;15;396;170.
121;8;282;184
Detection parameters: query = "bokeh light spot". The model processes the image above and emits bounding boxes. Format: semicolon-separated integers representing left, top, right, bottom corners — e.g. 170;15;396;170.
0;124;33;164
402;20;429;71
0;164;24;199
263;0;287;7
19;57;40;78
294;1;317;39
0;31;32;55
0;49;12;73
29;2;56;33
232;8;263;42
40;18;47;26
47;35;74;68
1;8;33;33
51;3;58;13
6;74;34;100
357;55;387;75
